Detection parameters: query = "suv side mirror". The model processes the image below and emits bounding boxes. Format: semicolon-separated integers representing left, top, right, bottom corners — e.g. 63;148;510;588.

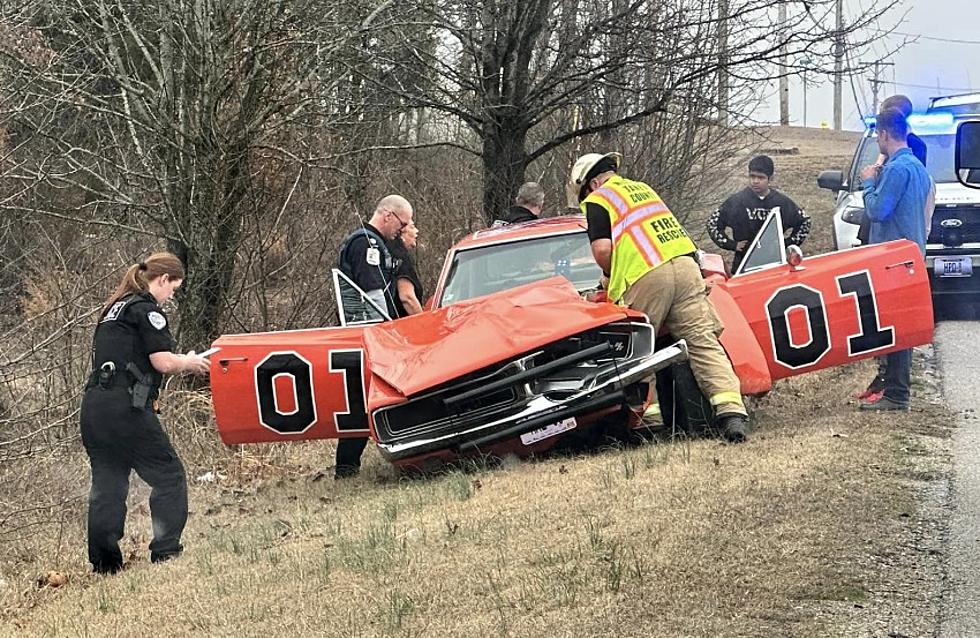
956;121;980;189
817;170;844;192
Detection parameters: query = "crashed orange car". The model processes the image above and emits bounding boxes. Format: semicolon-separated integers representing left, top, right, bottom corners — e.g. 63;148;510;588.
209;212;934;470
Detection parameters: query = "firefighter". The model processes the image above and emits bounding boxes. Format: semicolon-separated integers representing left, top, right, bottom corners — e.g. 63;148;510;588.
335;194;414;477
569;152;749;442
81;252;210;574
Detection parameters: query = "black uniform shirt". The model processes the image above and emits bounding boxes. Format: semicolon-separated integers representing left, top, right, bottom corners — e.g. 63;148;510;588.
341;223;394;293
94;292;175;388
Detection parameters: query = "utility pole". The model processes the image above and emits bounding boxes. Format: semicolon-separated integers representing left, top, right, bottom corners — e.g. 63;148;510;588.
866;59;895;113
778;3;789;125
718;0;729;126
833;0;843;130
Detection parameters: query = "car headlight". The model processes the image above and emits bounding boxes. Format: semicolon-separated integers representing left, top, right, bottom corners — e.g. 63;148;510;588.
841;206;865;225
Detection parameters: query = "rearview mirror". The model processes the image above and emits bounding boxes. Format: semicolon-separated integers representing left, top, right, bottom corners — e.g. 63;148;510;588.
956;121;980;189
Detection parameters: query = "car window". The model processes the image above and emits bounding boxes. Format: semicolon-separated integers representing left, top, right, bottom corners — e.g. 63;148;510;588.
850;131;958;190
332;268;390;326
439;232;601;306
733;208;786;276
850;135;880;191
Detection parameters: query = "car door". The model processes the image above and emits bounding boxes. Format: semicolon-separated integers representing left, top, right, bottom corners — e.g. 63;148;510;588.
718;213;934;382
209;269;384;445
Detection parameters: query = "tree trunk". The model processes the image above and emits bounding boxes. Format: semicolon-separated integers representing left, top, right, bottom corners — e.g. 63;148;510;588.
482;120;529;225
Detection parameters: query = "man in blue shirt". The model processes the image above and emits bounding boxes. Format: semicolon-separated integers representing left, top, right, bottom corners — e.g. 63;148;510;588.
858;108;931;412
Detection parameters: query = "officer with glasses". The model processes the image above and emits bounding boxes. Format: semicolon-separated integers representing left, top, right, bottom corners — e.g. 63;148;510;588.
335;194;415;478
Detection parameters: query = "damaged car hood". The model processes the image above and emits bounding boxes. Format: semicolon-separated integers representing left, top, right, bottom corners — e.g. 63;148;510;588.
362;277;635;397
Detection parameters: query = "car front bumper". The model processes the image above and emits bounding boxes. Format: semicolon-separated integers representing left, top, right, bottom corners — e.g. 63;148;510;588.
374;339;688;461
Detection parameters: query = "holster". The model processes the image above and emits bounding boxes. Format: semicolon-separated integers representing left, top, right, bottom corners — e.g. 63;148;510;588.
126;363;154;411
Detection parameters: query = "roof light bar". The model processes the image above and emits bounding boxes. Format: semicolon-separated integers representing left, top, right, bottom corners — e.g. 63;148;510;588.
862;111;956;133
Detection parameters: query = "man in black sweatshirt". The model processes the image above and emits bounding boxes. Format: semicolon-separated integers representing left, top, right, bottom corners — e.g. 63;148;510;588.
706;155;810;272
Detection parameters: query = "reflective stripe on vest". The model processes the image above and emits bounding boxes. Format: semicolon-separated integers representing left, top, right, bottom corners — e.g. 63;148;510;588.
584;176;696;302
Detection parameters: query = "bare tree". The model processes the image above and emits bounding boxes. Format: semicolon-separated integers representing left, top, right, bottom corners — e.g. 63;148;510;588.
358;0;896;221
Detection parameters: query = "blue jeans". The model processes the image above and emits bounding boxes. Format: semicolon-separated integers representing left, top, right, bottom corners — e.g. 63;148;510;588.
883;348;912;404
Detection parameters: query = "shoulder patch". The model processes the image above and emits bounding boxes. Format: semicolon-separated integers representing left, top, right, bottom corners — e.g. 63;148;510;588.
101;301;127;322
147;311;167;330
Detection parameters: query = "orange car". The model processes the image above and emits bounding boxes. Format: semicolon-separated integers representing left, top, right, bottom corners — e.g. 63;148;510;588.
209;212;933;470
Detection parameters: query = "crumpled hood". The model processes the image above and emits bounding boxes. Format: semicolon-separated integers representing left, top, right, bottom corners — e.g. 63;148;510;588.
362;277;634;397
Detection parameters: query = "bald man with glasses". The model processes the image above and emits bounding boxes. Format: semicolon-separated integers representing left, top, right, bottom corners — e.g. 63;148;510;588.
335;194;415;478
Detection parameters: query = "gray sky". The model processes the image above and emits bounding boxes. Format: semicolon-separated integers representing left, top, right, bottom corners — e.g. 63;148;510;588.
756;0;979;129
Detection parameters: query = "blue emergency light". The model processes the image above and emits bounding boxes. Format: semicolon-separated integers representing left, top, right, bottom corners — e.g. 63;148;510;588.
862;111;956;133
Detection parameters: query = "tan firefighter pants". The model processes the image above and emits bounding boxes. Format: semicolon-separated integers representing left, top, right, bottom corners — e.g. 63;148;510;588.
622;255;747;417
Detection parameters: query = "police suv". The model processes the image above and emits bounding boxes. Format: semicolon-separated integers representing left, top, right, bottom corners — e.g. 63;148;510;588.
818;94;980;304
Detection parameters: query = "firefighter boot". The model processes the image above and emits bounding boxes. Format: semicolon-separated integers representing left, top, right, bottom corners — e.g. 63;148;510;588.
716;413;748;444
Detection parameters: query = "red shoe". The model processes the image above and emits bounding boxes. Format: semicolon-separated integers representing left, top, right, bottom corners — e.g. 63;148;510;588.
861;390;885;404
855;375;886;400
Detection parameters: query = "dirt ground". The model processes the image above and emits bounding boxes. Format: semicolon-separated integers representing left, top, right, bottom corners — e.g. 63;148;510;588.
0;127;954;637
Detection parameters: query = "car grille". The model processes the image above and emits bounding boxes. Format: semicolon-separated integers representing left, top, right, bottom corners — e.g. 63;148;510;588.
372;323;648;446
929;206;980;247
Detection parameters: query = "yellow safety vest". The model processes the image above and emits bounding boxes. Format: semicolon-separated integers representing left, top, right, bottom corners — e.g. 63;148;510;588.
581;175;696;303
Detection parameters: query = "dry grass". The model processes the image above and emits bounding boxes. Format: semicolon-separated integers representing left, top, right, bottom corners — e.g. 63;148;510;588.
0;358;949;638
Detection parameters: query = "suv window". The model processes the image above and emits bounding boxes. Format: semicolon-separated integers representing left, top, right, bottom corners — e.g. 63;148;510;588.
850;131;958;190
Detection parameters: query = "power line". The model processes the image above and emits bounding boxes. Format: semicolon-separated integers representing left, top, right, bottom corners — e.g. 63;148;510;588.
879;29;980;46
885;80;977;93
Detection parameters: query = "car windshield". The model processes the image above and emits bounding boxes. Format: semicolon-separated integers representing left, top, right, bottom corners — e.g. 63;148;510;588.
852;132;957;188
439;231;602;306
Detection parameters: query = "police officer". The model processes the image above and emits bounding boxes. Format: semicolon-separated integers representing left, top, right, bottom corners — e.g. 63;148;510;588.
569;152;749;442
81;252;210;574
335;195;414;478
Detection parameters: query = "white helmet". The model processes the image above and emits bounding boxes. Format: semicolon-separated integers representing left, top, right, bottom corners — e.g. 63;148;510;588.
569;152;622;202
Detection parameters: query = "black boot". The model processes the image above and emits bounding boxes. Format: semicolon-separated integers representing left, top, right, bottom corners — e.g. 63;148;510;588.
716;414;748;443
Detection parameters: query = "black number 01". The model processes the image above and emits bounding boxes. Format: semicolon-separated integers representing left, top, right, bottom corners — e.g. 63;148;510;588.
766;271;895;370
255;350;368;435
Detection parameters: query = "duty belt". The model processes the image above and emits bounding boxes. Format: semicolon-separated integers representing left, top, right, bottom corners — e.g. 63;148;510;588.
85;362;128;391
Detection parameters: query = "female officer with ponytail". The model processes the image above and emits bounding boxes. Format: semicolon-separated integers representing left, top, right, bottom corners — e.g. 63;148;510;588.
81;252;209;574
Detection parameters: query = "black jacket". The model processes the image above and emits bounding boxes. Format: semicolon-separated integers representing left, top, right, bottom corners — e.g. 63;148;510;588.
706;187;810;270
497;205;537;225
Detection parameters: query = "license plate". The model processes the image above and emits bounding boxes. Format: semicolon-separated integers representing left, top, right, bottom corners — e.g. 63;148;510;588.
934;257;973;278
520;417;577;446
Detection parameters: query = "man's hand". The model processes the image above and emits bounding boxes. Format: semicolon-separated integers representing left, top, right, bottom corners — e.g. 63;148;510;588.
860;163;882;181
735;240;748;251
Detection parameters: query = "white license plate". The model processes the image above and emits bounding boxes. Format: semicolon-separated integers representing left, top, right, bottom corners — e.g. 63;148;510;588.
934;257;973;278
520;417;577;446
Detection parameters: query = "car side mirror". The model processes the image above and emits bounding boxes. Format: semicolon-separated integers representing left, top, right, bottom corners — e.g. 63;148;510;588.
817;170;844;192
787;245;804;271
956;121;980;189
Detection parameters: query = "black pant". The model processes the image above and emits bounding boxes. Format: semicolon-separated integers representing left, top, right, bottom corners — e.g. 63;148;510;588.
80;387;187;572
335;437;368;478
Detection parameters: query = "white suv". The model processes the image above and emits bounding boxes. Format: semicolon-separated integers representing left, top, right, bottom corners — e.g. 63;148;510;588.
818;105;980;306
